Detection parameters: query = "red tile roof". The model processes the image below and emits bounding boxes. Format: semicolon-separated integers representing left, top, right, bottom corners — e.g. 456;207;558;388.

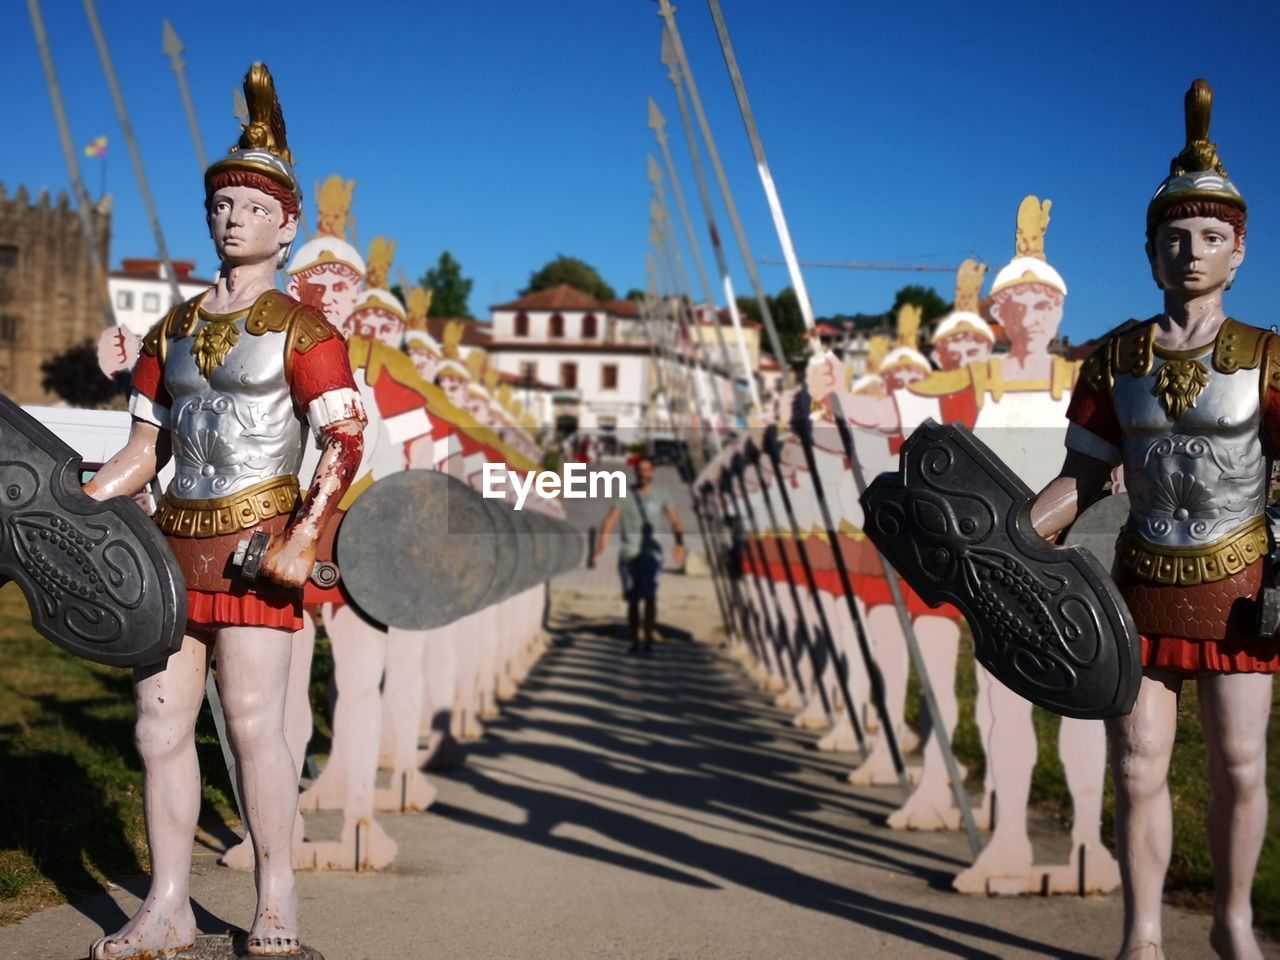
603;299;640;318
424;317;492;346
492;284;605;312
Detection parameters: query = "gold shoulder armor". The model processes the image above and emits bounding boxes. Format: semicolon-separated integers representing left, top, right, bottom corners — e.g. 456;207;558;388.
1213;318;1269;374
245;289;298;336
904;366;974;397
1078;344;1111;394
1112;322;1154;377
287;305;336;357
140;317;167;359
1259;330;1280;400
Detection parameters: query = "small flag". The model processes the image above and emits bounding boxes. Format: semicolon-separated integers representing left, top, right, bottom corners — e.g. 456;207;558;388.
84;135;108;158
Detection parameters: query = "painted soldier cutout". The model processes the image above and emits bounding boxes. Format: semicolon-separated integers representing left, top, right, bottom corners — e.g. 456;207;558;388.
1032;81;1273;959
815;199;1117;895
84;65;366;958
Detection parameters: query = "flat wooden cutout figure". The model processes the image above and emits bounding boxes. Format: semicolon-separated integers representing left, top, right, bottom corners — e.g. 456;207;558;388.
84;65;367;958
819;199;1117;895
1032;81;1274;958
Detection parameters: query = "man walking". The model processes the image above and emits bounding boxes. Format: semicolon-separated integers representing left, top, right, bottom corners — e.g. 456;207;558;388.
592;456;685;654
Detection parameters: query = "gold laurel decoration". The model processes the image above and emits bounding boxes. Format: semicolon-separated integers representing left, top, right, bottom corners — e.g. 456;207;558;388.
866;335;890;374
466;349;487;382
315;177;355;239
954;259;987;313
896;303;922;348
1015;196;1052;261
405;287;433;331
442;320;463;360
365;237;396;291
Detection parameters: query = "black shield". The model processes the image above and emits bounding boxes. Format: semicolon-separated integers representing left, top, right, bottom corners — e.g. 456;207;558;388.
860;420;1140;719
0;397;187;667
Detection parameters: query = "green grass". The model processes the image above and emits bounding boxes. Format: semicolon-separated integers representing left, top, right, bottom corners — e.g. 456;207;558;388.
905;630;1280;938
0;583;238;925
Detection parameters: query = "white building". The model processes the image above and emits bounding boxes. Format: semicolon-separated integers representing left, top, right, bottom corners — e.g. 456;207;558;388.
109;258;208;336
486;286;669;446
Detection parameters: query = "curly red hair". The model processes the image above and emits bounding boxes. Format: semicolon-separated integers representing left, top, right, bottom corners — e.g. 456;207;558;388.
205;169;299;223
1147;199;1246;246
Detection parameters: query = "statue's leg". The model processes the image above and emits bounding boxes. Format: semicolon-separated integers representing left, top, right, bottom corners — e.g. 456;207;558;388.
973;665;995;829
1199;671;1272;960
1108;670;1180;958
420;624;458;758
90;633;209;960
1057;716;1120;892
953;667;1035;893
376;627;436;812
848;604;908;786
452;611;485;741
221;612;314;869
212;626;300;956
888;615;961;829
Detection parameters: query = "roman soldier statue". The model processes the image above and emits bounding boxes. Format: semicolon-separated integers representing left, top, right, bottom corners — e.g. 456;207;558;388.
84;64;366;958
1033;80;1275;959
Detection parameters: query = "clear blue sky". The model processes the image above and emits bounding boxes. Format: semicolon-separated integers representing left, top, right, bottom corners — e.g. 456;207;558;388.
4;0;1279;344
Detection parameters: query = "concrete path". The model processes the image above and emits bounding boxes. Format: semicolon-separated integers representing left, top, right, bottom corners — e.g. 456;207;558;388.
2;568;1273;959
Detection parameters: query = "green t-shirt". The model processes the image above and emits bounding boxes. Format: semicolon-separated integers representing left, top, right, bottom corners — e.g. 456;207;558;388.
614;484;676;560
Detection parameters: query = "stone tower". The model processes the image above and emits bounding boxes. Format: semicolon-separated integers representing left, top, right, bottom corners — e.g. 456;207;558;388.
0;184;112;404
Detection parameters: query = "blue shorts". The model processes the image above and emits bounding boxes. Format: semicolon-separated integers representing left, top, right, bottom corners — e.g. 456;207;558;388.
619;552;662;603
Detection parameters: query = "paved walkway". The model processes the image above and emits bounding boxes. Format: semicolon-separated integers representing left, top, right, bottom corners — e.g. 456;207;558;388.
1;572;1272;959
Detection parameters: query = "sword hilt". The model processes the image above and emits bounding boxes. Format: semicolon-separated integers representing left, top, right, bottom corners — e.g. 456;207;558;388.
233;531;341;588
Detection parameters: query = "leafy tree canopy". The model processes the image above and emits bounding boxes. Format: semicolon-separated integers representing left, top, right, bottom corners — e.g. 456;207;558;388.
524;255;616;302
416;250;473;318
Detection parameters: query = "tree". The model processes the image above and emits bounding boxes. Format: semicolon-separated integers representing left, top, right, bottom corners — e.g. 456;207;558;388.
417;251;473;318
624;288;646;302
889;284;951;328
523;255;616;302
41;341;122;408
736;288;807;369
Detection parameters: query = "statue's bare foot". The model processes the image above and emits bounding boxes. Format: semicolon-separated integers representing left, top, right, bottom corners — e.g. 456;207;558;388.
1209;919;1264;960
246;880;301;956
1116;942;1166;960
90;897;196;960
952;835;1036;895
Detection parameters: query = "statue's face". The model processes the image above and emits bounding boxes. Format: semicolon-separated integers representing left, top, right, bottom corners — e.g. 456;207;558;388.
883;366;927;392
288;264;363;331
990;284;1064;344
1147;216;1244;298
464;394;492;422
936;333;992;371
440;375;469;408
409;346;441;382
208;185;296;267
349;308;404;347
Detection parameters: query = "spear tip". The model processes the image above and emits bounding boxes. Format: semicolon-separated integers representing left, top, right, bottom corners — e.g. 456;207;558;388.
161;19;183;59
646;153;663;183
647;96;666;132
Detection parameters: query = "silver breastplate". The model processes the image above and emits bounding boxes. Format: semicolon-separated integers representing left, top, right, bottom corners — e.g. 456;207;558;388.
164;319;307;501
1116;349;1267;549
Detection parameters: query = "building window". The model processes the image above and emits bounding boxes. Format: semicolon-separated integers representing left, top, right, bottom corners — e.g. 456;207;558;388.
143;292;160;312
559;362;577;389
0;315;17;342
601;363;618;390
519;361;537;382
116;290;134;311
0;245;18;269
549;313;565;338
514;312;529;337
582;313;597;339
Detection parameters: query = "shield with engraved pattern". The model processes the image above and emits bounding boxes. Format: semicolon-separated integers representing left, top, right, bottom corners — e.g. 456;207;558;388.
0;397;188;667
860;420;1140;719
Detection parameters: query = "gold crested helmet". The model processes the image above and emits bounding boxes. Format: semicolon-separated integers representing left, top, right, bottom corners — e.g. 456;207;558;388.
205;63;302;261
1147;79;1246;224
